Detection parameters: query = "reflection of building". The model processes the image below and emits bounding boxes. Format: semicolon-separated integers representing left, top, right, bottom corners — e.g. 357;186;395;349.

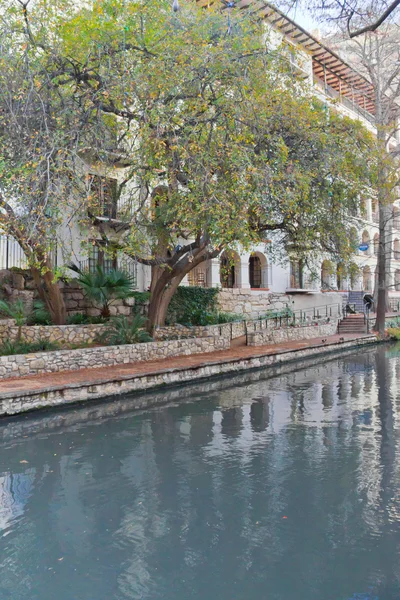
0;471;34;533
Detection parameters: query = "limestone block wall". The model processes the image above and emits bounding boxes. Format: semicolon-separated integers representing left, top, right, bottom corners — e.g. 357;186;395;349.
217;289;290;318
0;335;230;379
155;321;247;340
247;321;338;346
217;289;343;319
61;281;134;317
0;322;106;345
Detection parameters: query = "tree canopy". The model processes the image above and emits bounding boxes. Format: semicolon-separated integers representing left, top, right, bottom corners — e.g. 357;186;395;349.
0;0;376;328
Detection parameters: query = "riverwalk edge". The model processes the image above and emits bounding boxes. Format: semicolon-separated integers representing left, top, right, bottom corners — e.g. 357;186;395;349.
0;333;379;417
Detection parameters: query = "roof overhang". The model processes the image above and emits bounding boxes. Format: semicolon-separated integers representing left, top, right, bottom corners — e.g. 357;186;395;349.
196;0;376;118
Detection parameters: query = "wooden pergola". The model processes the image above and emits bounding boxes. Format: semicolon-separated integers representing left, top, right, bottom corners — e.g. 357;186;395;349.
195;0;376;119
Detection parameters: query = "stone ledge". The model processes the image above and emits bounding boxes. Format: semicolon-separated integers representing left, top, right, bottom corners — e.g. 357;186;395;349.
0;335;378;416
0;335;229;380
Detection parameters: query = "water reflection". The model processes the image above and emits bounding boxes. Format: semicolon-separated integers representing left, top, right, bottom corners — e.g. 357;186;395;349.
0;345;400;599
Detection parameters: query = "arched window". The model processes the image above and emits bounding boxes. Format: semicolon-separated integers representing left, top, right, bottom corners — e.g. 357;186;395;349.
220;252;240;288
249;252;269;288
363;266;372;292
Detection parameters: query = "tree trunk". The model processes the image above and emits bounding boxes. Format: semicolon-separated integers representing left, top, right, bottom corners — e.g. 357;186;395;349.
147;272;186;335
374;200;392;334
32;266;67;325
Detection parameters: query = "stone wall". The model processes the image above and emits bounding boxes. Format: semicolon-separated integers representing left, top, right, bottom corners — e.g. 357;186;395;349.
60;281;135;317
0;335;378;417
217;289;343;319
247;321;338;346
0;335;230;379
0;321;106;345
155;321;247;340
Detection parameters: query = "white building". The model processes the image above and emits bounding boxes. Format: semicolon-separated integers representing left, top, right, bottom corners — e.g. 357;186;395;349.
2;3;399;310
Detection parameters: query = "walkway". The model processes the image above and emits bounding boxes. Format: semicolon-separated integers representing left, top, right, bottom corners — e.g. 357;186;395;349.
0;333;376;404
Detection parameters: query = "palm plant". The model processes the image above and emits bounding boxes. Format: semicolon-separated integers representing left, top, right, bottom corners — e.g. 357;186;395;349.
98;314;153;345
69;264;136;319
0;298;26;341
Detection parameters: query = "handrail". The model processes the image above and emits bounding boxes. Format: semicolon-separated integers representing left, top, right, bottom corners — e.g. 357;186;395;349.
238;302;344;331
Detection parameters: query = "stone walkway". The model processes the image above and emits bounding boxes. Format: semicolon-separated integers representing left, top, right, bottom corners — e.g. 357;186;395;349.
0;333;375;398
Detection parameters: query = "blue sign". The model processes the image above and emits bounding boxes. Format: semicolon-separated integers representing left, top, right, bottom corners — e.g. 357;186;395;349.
358;243;369;251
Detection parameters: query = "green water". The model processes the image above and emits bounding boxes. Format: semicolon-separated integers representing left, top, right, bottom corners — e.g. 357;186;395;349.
0;345;399;600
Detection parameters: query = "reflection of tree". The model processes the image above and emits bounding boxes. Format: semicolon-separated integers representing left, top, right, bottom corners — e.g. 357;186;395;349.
2;346;400;599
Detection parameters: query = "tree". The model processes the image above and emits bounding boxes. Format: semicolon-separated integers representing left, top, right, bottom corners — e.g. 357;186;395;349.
0;3;75;324
278;0;400;38
3;0;375;332
322;21;400;333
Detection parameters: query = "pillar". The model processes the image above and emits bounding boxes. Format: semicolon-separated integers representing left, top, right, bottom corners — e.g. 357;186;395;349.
208;258;221;288
239;261;251;289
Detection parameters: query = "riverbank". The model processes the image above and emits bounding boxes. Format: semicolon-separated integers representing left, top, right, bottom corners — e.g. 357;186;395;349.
0;332;378;417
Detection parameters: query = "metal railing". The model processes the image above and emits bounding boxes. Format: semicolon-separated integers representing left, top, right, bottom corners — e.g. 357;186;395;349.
243;303;344;344
0;235;28;270
79;254;138;284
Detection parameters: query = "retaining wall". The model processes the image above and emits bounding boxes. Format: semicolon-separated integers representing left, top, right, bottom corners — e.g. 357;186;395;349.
247;321;338;346
0;322;106;345
0;335;378;417
0;335;229;380
217;289;343;319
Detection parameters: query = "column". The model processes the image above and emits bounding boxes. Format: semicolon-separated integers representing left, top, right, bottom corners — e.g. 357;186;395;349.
208;258;221;288
239;261;251;289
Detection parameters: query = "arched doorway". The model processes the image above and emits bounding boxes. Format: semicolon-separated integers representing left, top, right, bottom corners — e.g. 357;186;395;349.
249;252;268;288
220;252;240;288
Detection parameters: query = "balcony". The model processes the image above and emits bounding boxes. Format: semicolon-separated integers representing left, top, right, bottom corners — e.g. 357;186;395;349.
313;76;376;126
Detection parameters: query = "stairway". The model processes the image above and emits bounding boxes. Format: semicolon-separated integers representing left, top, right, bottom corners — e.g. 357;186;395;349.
337;314;367;335
347;291;365;313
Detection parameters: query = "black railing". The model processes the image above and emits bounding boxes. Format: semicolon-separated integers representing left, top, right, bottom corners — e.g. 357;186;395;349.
79;255;137;285
0;235;28;270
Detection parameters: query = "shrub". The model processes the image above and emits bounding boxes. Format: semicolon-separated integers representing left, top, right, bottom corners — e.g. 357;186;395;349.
216;312;242;323
66;313;107;325
167;287;219;325
69;264;136;318
0;339;59;356
98;314;153;345
0;298;26;341
387;328;400;340
386;318;400;329
27;300;52;326
66;313;90;325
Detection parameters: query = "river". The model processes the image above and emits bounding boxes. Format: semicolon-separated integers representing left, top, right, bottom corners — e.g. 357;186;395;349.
0;344;399;600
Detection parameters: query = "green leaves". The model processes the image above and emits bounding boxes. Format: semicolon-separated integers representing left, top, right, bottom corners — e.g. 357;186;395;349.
69;264;136;318
98;314;153;345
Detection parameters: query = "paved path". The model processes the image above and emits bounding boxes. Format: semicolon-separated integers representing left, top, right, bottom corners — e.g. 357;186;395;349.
0;333;375;397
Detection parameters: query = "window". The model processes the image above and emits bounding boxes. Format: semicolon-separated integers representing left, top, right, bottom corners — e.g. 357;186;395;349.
87;175;118;219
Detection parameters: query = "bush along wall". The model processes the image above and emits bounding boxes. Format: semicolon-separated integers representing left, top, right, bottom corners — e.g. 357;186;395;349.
166;287;220;326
